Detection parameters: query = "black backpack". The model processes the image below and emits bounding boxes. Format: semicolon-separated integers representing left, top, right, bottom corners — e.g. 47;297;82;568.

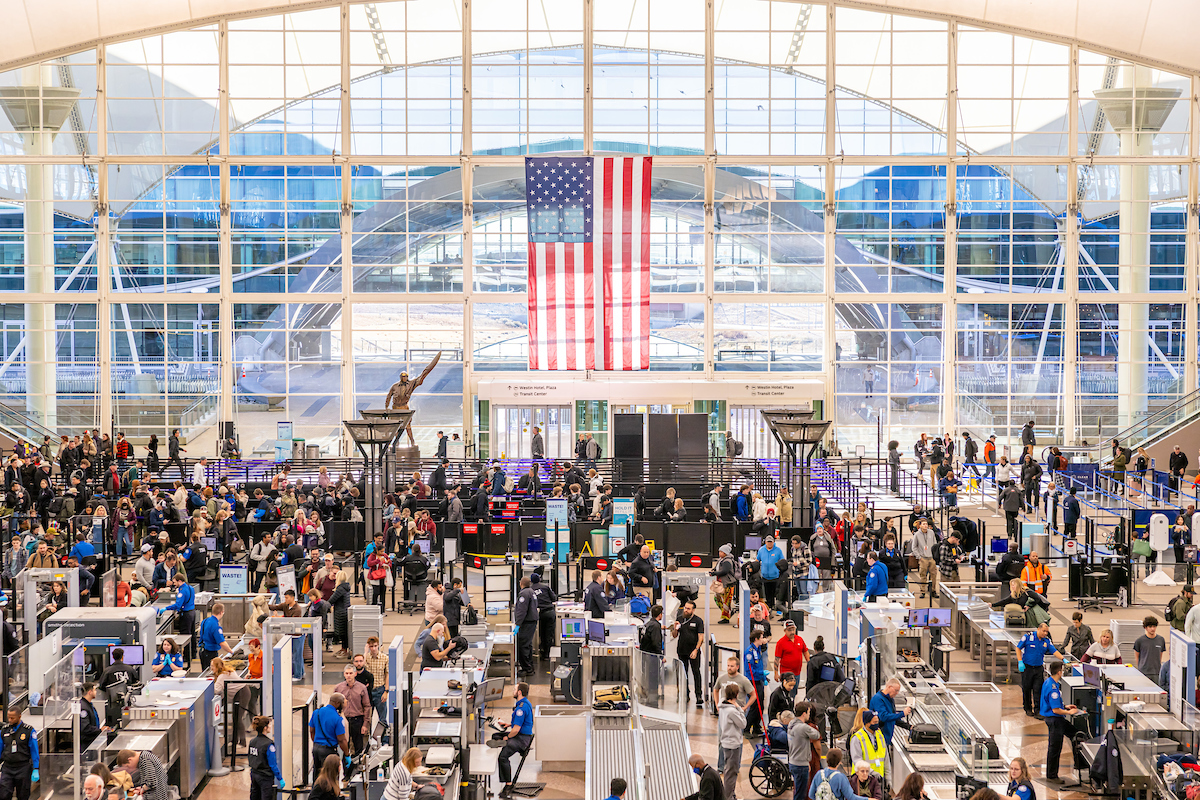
1165;594;1183;623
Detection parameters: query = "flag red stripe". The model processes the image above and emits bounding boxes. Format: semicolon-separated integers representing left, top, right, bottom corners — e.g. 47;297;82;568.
602;158;615;371
527;241;539;370
564;244;576;371
640;159;652;369
584;242;594;370
621;157;634;370
545;243;557;370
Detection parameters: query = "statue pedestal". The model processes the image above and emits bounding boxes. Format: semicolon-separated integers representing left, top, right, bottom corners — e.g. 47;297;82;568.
395;444;421;471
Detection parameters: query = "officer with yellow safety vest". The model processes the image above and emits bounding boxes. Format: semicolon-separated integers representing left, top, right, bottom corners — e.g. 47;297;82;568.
849;709;888;786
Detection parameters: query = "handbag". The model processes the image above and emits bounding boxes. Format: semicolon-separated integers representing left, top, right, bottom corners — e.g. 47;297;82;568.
1132;538;1153;558
384;568;395;587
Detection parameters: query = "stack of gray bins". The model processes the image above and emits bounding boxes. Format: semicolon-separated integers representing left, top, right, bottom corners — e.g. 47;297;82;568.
350;605;382;654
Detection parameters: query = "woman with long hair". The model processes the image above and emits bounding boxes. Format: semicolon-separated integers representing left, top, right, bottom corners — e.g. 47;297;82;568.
382;746;423;800
152;638;185;677
309;754;342;800
895;773;929;800
1005;757;1035;800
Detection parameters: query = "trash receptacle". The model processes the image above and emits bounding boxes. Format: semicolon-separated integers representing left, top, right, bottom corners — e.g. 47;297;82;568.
1030;531;1049;560
589;529;607;558
291;438;305;460
306;444;320;459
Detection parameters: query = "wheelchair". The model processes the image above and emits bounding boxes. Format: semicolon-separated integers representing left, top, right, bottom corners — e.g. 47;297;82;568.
748;728;792;798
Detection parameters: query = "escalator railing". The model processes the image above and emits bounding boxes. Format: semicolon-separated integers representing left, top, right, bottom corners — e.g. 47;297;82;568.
1058;386;1200;463
0;403;59;446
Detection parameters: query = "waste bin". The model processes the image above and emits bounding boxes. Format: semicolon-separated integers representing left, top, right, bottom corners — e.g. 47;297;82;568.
589;529;607;558
1030;530;1049;560
306;444;320;459
291;438;305;460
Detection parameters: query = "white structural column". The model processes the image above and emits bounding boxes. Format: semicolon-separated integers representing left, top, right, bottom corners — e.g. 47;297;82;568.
218;20;234;427
1;63;77;429
823;3;837;431
943;22;958;437
95;44;111;434
1097;65;1182;428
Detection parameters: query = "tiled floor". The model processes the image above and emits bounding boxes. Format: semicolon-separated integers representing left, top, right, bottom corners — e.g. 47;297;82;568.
182;496;1179;799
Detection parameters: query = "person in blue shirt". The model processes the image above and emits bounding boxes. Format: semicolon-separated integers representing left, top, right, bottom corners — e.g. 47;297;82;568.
309;694;350;774
199;601;233;673
863;552;889;602
497;682;534;794
1039;660;1077;783
152;638;185;677
162;573;196;665
939;471;961;509
744;631;768;738
734;486;752;521
68;532;95;563
868;678;911;746
1017;622;1058;717
808;748;868;800
604;777;627;800
1006;757;1037;800
756;535;786;611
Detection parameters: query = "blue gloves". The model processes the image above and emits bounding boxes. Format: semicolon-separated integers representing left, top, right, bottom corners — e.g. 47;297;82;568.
278;779;286;789
31;770;38;783
1018;661;1026;673
344;756;352;770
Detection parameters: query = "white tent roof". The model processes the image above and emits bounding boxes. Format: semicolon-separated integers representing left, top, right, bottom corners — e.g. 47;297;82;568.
0;0;1195;76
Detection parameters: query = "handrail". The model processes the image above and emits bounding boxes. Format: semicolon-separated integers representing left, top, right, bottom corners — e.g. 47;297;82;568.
1063;385;1200;463
0;403;58;445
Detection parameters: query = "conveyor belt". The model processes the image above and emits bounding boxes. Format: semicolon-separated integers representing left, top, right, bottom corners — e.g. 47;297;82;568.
641;724;693;800
589;719;639;800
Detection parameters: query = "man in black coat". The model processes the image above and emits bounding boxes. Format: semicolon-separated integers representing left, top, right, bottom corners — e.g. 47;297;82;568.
1170;446;1189;500
628;545;657;594
684;754;724;800
436;431;448;459
430;459;449;498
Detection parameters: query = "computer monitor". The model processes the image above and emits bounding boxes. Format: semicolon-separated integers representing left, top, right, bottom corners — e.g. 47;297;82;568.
927;608;951;628
1082;662;1102;688
560;618;585;640
907;608;929;627
410;540;426;555
110;644;143;666
744;535;763;552
200;537;217;551
587;619;606;644
991;537;1010;555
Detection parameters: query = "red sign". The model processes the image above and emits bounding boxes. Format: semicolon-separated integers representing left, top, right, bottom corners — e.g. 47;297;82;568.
689;555;703;567
596;558;609;570
463;523;477;535
471;556;484;569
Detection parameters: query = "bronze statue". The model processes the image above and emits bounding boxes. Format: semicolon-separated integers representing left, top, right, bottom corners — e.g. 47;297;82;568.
385;351;442;445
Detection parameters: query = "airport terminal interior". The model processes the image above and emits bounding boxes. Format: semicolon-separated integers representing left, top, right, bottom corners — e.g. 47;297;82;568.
5;0;1200;799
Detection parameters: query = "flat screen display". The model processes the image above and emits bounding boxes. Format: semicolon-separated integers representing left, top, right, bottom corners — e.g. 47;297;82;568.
587;619;606;644
907;608;929;627
1082;662;1102;688
926;609;951;627
560;618;585;640
111;644;143;666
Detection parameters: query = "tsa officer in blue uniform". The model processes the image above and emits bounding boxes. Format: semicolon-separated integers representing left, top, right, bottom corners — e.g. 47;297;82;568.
308;693;350;777
248;715;285;800
198;601;234;673
1016;622;1057;717
1040;660;1077;783
0;706;39;800
162;573;196;663
497;682;534;796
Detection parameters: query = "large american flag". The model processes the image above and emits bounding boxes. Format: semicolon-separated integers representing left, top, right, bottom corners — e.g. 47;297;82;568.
526;155;652;370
